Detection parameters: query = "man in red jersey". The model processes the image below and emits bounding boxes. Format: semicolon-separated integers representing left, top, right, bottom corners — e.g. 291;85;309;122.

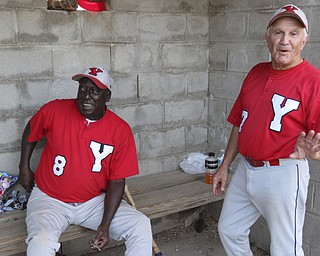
19;67;152;256
212;4;320;256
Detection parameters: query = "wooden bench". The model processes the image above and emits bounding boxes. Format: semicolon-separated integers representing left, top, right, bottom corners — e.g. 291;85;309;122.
0;170;227;256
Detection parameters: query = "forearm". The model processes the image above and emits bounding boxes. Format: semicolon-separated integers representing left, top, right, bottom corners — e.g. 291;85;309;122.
219;125;239;170
19;122;37;169
100;179;125;230
19;121;38;192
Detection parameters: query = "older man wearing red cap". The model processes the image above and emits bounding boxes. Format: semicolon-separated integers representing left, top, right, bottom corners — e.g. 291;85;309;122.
212;4;320;256
19;67;153;256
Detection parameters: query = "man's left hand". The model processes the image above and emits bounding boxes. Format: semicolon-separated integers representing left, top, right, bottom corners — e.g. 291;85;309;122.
290;130;320;160
89;225;110;251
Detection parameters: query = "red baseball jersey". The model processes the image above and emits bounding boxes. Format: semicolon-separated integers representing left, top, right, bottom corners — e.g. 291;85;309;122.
28;99;139;202
228;60;320;160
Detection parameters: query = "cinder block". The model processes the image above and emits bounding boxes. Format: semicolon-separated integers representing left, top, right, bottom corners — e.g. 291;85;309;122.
114;103;164;130
163;44;207;70
313;183;320;215
0;10;16;44
208;98;227;125
303;45;320;71
209;0;228;13
187;14;209;42
113;44;137;73
309;7;320;41
51;78;79;99
209;71;245;100
133;133;140;155
139;73;186;100
207;125;230;152
164;99;207;124
249;12;272;41
20;79;54;109
209;13;247;42
109;75;138;101
112;0;208;13
0;48;52;80
209;43;227;70
0;118;24;146
139;127;185;158
229;0;272;11
138;44;161;71
310;245;320;256
0;82;20;110
163;152;186;172
186;71;208;93
0;151;20;176
306;181;315;212
82;12;138;43
113;44;160;73
138;158;163;175
185;124;207;151
110;0;140;12
162;0;209;14
52;45;111;78
303;212;320;248
139;14;186;42
228;43;269;72
17;9;79;44
1;0;45;9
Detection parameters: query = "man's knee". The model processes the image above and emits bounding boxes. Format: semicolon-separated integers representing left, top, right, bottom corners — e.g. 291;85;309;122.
135;213;152;235
27;230;60;256
218;218;230;238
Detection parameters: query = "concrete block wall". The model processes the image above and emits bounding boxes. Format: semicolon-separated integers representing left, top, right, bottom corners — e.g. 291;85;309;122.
0;0;209;177
1;0;320;254
209;1;320;255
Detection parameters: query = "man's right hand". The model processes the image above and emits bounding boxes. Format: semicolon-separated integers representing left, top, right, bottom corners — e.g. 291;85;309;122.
19;167;34;193
212;166;228;196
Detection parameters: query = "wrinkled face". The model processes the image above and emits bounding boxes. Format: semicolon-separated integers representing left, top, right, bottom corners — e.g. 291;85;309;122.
265;16;307;70
77;78;111;120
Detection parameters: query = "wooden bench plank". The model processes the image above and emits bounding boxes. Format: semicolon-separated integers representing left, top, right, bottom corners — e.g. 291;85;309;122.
0;171;226;256
127;170;204;195
132;180;223;219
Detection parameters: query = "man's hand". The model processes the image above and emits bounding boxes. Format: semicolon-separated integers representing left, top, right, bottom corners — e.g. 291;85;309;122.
289;130;320;160
212;166;228;196
90;225;110;251
18;167;34;193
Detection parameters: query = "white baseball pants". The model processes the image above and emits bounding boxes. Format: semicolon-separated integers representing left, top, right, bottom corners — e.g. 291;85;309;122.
25;187;153;256
218;157;309;256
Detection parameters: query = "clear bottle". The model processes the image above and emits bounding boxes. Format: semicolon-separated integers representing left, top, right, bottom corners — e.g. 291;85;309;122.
205;152;218;184
217;149;225;166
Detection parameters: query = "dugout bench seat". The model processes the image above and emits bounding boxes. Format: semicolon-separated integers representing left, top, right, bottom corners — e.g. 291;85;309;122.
0;170;228;256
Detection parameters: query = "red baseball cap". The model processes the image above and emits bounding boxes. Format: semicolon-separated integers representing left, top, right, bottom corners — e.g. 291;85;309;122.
268;4;308;32
77;0;107;12
72;67;113;91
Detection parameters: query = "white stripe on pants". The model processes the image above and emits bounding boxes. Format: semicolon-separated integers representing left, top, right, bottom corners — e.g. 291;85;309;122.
218;157;309;256
25;187;153;256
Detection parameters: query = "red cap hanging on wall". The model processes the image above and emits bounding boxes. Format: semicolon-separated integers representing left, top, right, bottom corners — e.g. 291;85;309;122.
77;0;107;12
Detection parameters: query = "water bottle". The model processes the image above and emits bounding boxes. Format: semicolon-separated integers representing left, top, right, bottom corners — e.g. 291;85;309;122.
205;152;218;184
217;149;225;166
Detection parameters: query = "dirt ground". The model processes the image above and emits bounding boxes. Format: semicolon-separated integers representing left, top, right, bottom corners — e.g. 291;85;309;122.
81;215;270;256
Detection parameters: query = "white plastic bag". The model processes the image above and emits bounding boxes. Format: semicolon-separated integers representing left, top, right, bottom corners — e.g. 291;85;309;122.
179;152;208;175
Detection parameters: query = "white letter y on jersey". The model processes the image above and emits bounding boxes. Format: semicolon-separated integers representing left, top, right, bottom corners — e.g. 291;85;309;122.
270;94;300;132
90;141;114;172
